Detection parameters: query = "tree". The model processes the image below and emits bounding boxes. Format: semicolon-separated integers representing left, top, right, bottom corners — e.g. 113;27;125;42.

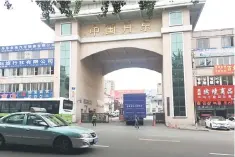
4;0;200;22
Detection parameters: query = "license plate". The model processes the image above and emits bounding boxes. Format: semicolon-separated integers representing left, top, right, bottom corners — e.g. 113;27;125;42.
94;138;98;144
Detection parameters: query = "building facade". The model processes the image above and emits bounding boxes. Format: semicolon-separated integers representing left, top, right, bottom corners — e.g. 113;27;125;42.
104;80;115;113
41;0;205;125
0;43;54;99
192;28;235;121
145;89;163;114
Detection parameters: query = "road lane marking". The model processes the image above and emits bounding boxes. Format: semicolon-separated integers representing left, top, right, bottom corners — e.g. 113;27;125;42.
146;135;180;138
93;145;110;148
139;138;180;143
209;153;234;156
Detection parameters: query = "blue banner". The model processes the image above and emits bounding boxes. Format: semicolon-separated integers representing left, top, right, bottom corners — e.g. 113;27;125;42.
0;43;54;53
0;90;53;99
0;58;54;69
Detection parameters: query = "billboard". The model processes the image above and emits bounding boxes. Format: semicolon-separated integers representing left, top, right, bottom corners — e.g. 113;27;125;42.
194;85;234;102
214;65;235;75
0;58;54;69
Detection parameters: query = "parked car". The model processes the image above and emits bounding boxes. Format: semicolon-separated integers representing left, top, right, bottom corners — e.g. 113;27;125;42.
0;107;98;154
205;116;230;130
226;117;235;129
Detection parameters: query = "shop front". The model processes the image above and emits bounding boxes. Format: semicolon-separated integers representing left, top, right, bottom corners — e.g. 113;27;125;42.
194;85;234;121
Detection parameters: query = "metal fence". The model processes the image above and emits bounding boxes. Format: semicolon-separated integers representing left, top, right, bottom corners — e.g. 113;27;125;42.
154;113;165;123
81;113;109;123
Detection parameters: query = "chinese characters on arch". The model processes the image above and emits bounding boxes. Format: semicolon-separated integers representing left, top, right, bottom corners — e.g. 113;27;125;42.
194;85;234;103
89;21;151;37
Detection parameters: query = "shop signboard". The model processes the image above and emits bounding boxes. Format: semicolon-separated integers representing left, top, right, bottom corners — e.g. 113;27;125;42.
0;43;54;53
0;90;53;99
0;58;54;69
214;65;235;75
194;85;235;102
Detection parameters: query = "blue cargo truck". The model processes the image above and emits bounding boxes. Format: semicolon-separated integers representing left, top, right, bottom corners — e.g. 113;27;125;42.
123;93;146;125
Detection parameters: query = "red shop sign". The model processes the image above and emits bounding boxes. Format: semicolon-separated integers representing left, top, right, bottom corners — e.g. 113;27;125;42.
194;85;235;102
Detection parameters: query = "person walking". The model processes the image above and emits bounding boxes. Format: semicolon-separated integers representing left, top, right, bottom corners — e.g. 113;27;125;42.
134;115;139;129
92;114;97;126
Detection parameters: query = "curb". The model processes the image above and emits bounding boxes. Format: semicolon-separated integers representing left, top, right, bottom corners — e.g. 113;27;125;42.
177;127;209;132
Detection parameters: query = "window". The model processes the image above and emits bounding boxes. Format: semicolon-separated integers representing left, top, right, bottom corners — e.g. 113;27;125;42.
197;38;209;49
222;76;233;85
231;56;234;64
222;36;234;47
0;69;3;77
3;114;25;125
60;42;71;98
61;23;72;36
169;11;183;26
1;53;9;60
27;68;34;75
12;68;17;76
32;51;40;59
48;82;53;90
4;69;9;77
26;115;45;126
12;84;19;92
43;67;50;75
31;83;38;91
0;84;4;92
43;83;47;90
48;50;54;58
214;76;220;85
17;52;25;60
38;83;43;90
171;33;186;117
23;83;30;91
51;66;54;75
5;84;10;92
218;57;230;65
35;67;38;75
17;68;23;76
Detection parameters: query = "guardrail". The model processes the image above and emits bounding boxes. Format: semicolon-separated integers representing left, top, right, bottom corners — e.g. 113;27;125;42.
81;113;109;123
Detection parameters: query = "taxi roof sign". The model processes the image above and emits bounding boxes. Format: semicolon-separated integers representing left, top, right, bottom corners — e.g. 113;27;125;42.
30;107;47;113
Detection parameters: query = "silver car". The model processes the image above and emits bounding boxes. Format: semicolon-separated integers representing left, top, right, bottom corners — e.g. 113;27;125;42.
0;111;98;154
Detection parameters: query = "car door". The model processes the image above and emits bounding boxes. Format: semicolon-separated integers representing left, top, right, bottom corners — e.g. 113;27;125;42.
22;114;54;146
228;117;235;128
0;113;26;144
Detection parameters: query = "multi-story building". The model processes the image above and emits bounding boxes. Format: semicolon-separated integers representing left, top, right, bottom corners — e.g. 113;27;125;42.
145;89;163;114
0;43;55;99
104;80;115;112
192;28;235;120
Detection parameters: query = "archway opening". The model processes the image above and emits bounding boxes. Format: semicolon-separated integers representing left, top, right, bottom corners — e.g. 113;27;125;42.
79;47;163;125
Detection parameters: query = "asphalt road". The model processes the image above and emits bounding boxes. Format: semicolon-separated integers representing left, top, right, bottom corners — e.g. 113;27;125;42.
1;122;234;157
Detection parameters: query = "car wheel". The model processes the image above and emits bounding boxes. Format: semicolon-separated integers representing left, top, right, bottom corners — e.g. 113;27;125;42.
210;124;213;129
0;135;5;150
53;136;72;154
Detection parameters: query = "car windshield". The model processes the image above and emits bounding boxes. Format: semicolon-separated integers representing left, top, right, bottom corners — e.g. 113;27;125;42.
42;114;69;127
211;116;225;121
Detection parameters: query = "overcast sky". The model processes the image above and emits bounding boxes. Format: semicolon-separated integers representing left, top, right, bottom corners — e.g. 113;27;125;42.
0;0;234;90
